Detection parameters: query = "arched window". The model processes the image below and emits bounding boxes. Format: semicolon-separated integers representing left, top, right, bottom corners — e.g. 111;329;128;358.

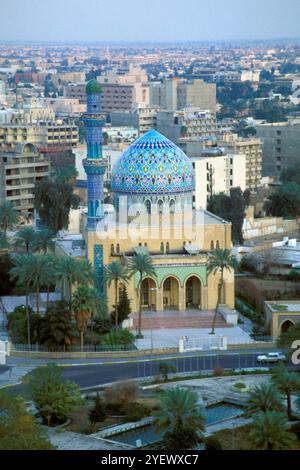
144;242;148;247
216;240;220;250
145;200;151;214
166;242;170;253
210;241;214;251
116;244;120;254
160;242;164;253
169;199;175;213
110;244;115;255
158;200;164;214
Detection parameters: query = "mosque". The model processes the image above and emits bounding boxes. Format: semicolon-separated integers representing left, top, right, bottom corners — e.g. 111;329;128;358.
67;80;235;319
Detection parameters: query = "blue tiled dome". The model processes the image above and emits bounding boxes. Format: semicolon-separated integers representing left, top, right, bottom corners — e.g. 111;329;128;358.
111;130;195;194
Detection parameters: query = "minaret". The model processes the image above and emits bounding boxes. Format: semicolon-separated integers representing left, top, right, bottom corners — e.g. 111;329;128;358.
83;79;106;230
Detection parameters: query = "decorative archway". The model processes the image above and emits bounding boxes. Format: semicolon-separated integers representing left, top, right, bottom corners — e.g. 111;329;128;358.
141;277;157;311
163;276;179;311
280;319;295;334
185;276;202;310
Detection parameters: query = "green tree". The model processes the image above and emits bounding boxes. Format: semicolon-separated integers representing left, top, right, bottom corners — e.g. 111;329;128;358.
34;176;80;233
153;387;205;450
264;182;300;217
277;323;300;349
158;362;177;382
106;261;129;327
246;383;285;415
25;364;82;427
14;226;36;254
55;166;78;186
0;390;54;450
129;254;156;336
272;364;300;419
88;393;106;424
112;286;131;326
0;201;19;240
55;257;93;303
0;253;16;295
248;411;296;450
33;229;55;254
72;285;96;351
207;188;246;244
7;305;41;344
40;300;73;350
207;248;237;334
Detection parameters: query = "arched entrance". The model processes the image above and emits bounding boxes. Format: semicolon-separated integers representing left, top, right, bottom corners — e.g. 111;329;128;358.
280;320;295;334
141;278;157;311
163;276;179;310
185;276;201;310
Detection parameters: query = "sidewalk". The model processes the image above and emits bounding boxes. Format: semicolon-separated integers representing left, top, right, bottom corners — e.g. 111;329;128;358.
0;364;35;388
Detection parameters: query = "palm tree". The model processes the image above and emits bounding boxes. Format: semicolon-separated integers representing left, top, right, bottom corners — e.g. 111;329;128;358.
153;387;205;450
25;254;50;317
106;261;129;327
246;382;285;415
33;229;55;254
248;411;296;450
40;300;72;351
207;248;237;334
41;254;57;307
129;254;156;336
72;285;97;351
10;255;33;347
55;257;93;304
14;226;36;254
272;364;300;419
0;201;19;240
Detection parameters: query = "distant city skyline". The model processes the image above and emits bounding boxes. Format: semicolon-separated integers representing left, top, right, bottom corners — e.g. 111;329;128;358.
1;0;300;43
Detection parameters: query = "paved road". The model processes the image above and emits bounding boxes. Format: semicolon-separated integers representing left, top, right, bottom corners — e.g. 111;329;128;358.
61;352;295;389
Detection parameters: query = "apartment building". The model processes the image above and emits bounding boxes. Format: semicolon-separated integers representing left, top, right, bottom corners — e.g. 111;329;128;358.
256;119;300;177
191;147;246;210
0;143;50;216
219;135;263;190
156;108;216;144
150;78;216;113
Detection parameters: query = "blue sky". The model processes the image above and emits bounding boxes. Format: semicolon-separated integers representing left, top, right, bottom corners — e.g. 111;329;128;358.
1;0;300;42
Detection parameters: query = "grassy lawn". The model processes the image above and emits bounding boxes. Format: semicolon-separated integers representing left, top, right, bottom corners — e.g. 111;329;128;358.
212;424;300;450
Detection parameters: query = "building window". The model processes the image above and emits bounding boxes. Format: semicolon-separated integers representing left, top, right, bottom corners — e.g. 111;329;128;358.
160;242;164;253
216;240;220;249
210;241;214;251
116;244;120;254
166;242;170;253
110;244;114;255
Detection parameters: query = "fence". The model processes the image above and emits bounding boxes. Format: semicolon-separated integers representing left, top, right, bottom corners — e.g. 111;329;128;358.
12;342;137;353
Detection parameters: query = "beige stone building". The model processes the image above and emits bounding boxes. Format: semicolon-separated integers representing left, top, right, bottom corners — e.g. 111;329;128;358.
0;143;50;216
265;301;300;339
219;134;263;190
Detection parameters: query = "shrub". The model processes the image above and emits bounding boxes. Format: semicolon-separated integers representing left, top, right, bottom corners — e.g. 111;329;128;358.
88;393;106;424
104;380;139;413
234;382;246;389
204;437;223;450
213;368;225;377
101;328;135;346
158;362;177;382
290;422;300;439
124;402;151;422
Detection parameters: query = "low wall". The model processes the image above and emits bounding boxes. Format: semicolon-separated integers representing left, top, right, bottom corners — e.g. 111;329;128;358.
10;343;277;359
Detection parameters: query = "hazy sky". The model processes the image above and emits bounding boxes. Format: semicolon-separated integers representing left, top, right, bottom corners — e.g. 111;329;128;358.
1;0;300;43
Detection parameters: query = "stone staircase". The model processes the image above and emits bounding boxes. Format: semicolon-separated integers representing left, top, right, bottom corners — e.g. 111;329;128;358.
130;311;232;330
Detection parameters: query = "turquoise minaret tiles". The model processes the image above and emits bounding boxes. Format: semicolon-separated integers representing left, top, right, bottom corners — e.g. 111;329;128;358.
82;79;106;230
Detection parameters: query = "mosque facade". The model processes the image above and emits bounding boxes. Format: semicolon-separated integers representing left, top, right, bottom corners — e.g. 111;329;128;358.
83;80;234;314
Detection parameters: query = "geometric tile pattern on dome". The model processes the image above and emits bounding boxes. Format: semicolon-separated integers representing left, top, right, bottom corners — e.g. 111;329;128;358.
111;130;195;194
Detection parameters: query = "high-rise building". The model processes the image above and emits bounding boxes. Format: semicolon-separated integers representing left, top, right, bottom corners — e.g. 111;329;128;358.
150;78;216;113
0;143;50;217
190;148;246;210
219;135;263;190
156;108;216;144
255;119;300;177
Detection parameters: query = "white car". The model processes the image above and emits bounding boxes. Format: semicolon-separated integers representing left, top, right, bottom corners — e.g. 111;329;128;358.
257;352;287;364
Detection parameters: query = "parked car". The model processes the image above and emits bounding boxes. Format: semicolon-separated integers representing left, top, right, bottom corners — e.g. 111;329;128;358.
257;352;287;364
